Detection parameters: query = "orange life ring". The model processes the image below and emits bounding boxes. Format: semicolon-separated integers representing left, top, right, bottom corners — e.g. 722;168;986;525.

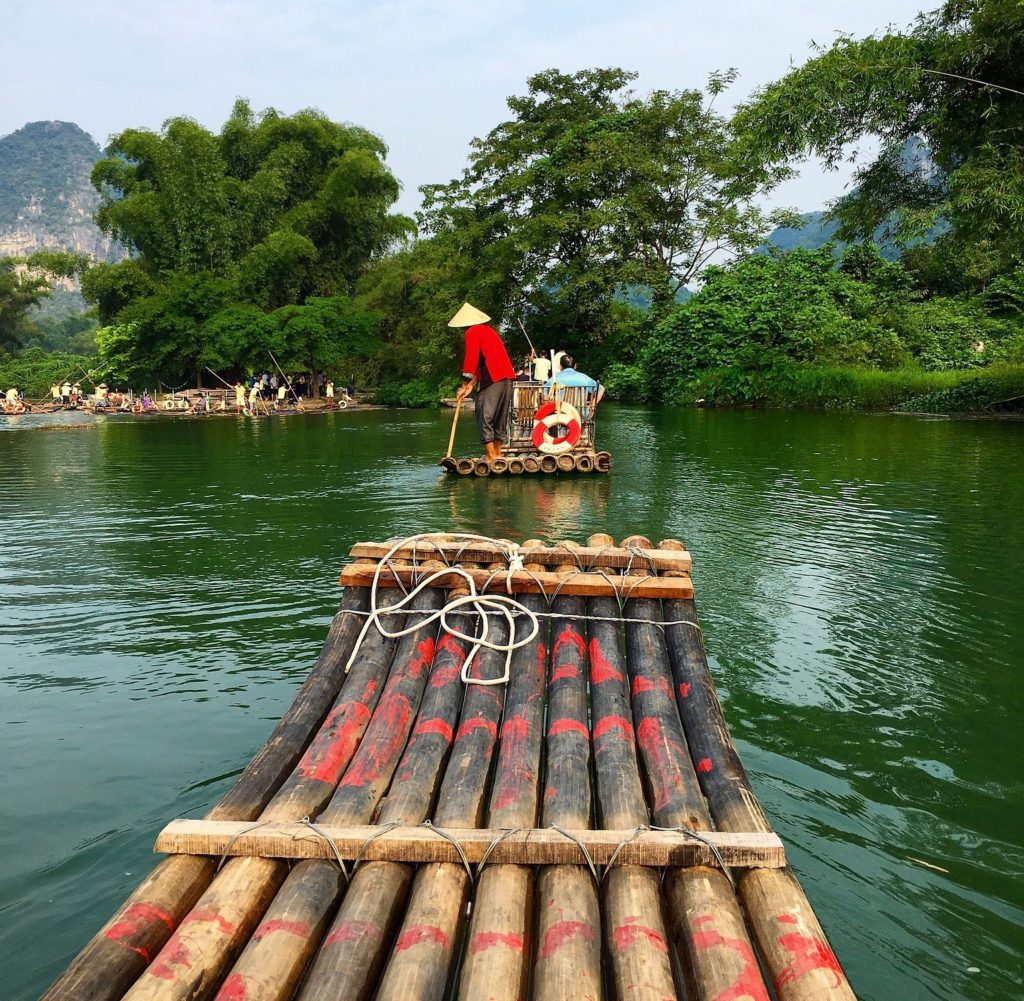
531;401;582;455
132;402;143;414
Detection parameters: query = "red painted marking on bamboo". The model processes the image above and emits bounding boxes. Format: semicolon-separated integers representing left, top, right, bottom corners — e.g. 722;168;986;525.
552;626;586;661
774;923;844;991
470;930;525;954
394;924;450;951
456;717;498;741
216;973;249;1001
491;715;534;810
678;682;691;698
407;637;435;679
182;906;235;936
534;642;548;684
632;674;671;698
430;665;460;688
636;717;690;813
252;918;310;941
692;915;770;1001
323;919;383;947
589;637;624;684
296;701;372;782
612;918;668;953
148;937;192;980
436;631;466;660
548;718;588;739
360;679;377;702
414;717;454;742
337;693;412;788
545;785;556;800
592;715;634;744
104;902;175;961
776;914;798;924
551;662;578;682
697;757;714;773
540;920;594;958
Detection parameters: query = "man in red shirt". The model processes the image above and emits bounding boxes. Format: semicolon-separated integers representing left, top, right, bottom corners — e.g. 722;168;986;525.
451;302;515;460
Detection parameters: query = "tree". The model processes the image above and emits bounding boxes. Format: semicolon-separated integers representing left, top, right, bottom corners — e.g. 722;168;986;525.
85;100;413;384
420;68;793;344
734;0;1024;264
0;251;88;353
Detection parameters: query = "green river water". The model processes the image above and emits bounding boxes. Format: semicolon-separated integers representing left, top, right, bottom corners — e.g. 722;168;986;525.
0;405;1021;1000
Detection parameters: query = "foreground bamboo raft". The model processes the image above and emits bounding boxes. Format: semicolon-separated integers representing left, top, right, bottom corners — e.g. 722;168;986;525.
43;533;856;1001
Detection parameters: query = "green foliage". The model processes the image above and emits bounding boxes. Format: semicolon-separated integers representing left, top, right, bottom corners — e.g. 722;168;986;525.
85;100;412;384
0;251;90;353
0;346;95;397
601;362;651;402
420;67;792;343
736;0;1024;265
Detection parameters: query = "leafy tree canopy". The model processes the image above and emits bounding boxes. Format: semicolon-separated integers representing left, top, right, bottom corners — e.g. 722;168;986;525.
735;0;1024;263
420;67;794;344
0;251;90;353
84;100;412;385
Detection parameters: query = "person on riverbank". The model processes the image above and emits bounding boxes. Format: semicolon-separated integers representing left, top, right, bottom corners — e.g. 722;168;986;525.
452;302;515;461
5;386;21;410
326;379;335;404
234;381;245;413
50;383;60;403
61;381;71;404
247;381;260;414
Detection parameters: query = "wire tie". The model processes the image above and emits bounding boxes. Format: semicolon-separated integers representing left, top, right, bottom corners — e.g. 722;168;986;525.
352;820;402;870
419;820;474;883
215;819;271;872
298;816;350;882
548;824;600;884
475;827;522;879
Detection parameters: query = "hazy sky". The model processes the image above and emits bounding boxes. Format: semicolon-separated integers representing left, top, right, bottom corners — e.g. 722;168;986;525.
3;0;929;217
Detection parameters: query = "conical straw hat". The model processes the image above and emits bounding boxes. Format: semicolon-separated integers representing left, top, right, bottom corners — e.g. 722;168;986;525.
448;302;491;327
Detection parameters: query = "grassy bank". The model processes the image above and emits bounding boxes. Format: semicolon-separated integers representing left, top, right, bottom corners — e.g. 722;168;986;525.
685;363;1024;414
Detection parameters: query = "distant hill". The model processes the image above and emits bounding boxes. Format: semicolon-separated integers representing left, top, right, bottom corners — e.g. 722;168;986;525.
762;137;945;260
0;120;121;266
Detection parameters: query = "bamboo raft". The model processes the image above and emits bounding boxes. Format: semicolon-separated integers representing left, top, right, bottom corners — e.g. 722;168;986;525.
42;532;855;1001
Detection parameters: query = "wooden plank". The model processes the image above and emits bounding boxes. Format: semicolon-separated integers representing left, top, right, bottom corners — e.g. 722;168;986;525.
349;541;691;573
155;821;785;869
338;563;694;600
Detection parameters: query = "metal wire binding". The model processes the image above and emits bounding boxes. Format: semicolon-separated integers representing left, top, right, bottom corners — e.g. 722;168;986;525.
600;826;646;882
352;820;402;870
474;827;523;879
646;824;736;886
548;824;600;884
215;819;271;873
299;817;350;882
418;820;474;883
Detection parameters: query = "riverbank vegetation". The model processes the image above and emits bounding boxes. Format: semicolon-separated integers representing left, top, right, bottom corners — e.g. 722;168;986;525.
1;0;1020;413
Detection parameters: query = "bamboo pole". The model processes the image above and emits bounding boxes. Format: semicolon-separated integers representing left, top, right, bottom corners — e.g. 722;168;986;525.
119;583;425;1001
296;575;480;1001
573;453;594;473
585;532;678;1001
456;542;549;1001
455;458;475;476
533;547;603;1001
657;540;857;1001
539;455;557;473
507;456;525;474
490;456;510;474
555;453;575;472
622;536;772;1001
522;455;541;474
40;585;373;1001
372;594;512;1001
202;584;449;1001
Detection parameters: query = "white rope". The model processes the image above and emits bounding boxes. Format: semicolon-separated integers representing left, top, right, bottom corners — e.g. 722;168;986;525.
344;533;541;687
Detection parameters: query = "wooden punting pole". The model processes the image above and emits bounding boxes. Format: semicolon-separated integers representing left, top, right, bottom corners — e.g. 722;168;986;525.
118;581;428;1001
533;544;604;1001
622;535;772;1001
294;573;482;1001
455;544;548;1001
658;539;856;1001
585;532;678;1001
40;583;374;1001
371;568;512;1000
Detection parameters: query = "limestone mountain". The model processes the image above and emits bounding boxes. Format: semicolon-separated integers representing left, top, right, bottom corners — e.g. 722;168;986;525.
0;120;121;264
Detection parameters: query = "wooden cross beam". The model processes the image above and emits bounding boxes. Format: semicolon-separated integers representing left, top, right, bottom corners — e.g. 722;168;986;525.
155;820;784;869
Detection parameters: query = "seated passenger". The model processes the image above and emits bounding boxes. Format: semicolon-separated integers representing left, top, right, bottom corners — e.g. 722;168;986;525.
543;355;606;411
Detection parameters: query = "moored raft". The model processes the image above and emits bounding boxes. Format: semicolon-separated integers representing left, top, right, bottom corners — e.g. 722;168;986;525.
42;532;856;1001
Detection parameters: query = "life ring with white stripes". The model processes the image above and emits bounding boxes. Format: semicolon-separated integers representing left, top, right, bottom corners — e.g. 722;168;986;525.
132;402;143;414
531;401;581;455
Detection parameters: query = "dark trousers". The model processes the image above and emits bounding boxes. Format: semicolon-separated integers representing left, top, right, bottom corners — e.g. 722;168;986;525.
476;378;512;444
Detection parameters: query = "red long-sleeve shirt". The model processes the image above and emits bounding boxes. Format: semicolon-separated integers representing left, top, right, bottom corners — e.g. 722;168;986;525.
462;324;515;386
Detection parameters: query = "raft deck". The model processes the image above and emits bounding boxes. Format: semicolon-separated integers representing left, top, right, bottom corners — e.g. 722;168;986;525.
43;533;855;1001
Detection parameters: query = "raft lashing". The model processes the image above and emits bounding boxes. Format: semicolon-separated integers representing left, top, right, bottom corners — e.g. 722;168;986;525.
443;382;612;475
43;533;856;1001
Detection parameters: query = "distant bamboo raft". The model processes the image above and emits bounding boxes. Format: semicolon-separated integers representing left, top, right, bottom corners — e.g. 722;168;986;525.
42;533;856;1001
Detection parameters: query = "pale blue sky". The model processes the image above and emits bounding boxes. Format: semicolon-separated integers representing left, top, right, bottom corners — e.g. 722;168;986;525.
4;0;929;217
